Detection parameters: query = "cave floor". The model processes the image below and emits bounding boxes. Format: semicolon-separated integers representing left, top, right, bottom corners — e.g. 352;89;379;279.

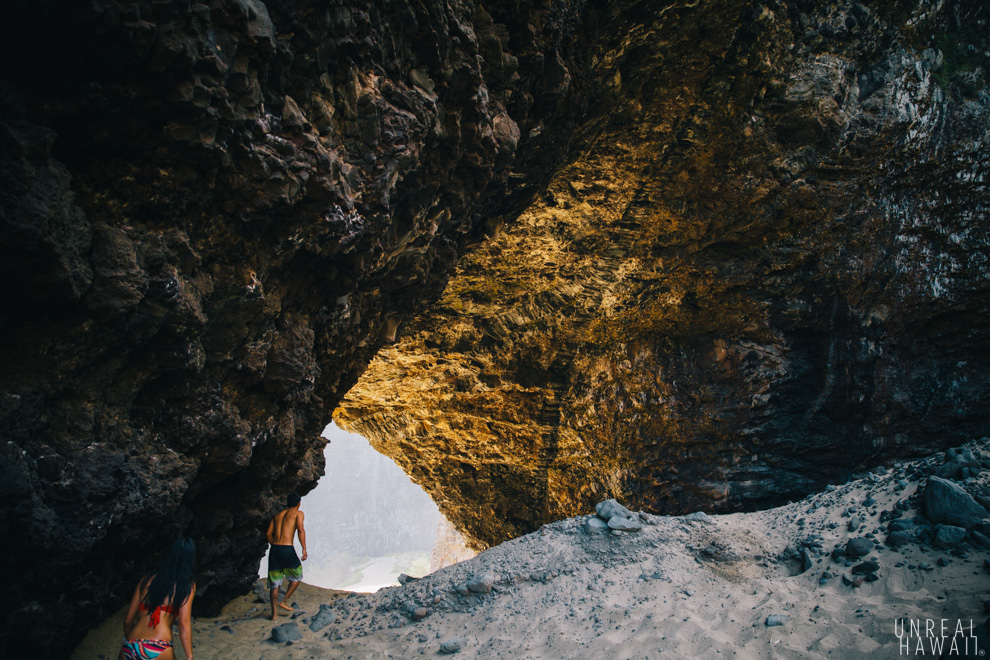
74;441;990;659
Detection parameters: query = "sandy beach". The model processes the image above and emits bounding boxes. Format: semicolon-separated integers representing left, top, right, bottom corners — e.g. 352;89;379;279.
74;441;990;659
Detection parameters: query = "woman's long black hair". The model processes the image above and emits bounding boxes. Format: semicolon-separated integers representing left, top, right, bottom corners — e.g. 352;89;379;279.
142;537;196;612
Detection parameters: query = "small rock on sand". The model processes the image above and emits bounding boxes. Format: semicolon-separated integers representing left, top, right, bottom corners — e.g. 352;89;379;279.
608;516;644;532
886;530;913;547
683;512;713;523
466;573;495;594
308;604;336;632
852;560;880;575
596;499;633;521
934;525;967;548
766;614;788;627
845;537;874;557
270;622;302;644
440;637;468;654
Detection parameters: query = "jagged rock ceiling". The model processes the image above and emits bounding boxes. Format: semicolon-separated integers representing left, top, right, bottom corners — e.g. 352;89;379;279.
336;0;990;549
0;0;987;656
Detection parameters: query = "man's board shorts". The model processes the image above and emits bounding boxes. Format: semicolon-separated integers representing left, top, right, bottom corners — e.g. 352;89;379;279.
268;544;303;589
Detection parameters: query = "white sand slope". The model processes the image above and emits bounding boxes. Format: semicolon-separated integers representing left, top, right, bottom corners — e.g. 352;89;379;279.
74;440;990;659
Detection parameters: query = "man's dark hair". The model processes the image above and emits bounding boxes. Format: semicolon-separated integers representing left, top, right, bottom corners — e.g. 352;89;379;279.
287;492;301;508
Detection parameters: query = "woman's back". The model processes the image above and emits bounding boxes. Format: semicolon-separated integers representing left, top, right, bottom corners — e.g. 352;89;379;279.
120;538;196;660
126;575;179;638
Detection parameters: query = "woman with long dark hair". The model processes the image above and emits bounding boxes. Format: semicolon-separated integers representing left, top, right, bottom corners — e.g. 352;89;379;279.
119;537;196;660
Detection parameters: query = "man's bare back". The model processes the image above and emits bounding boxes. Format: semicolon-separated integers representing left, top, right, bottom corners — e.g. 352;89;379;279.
268;507;307;555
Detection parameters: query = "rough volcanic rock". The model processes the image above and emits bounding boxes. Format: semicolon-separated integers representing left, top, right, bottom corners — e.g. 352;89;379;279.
0;0;604;654
596;499;633;522
336;1;990;548
845;538;875;558
2;0;990;656
270;622;302;643
933;524;968;548
923;476;988;528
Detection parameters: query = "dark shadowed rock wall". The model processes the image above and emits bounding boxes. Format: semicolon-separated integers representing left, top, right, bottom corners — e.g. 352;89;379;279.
336;0;990;548
0;0;608;654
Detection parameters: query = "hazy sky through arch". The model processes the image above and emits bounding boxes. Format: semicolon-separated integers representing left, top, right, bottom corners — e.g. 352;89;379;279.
260;422;443;591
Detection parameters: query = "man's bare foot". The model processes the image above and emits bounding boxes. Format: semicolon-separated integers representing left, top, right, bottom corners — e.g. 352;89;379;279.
278;602;294;612
270;613;278;621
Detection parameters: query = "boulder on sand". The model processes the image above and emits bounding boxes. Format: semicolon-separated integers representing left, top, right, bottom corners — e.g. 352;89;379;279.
934;525;967;548
440;637;468;654
924;477;987;528
308;604;337;632
596;499;633;521
845;537;874;557
270;622;302;644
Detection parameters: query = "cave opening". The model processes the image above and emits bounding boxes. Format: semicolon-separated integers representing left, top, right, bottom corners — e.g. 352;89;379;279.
259;422;473;592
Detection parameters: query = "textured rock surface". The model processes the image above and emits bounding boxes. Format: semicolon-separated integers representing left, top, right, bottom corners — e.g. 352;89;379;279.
431;517;477;572
0;0;602;654
1;0;989;655
924;476;988;527
337;0;990;547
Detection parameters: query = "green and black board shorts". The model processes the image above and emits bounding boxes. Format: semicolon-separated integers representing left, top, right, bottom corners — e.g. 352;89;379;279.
268;544;303;588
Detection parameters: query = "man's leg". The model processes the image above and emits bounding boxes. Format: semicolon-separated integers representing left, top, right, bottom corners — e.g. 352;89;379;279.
281;579;301;611
268;550;287;620
268;572;284;620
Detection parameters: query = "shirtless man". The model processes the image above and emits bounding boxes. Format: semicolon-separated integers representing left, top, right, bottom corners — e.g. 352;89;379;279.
266;492;308;620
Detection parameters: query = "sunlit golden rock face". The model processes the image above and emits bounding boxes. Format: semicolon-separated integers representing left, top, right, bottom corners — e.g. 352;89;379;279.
338;1;990;549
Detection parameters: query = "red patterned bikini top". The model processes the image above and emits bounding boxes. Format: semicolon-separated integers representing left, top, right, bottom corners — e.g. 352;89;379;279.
139;601;176;627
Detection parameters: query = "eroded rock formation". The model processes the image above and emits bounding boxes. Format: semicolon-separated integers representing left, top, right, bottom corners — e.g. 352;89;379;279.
0;0;604;654
1;0;988;655
337;0;990;548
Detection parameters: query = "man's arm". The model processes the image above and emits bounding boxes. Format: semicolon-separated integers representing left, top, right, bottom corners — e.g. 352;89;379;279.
266;516;276;545
296;511;307;561
122;582;141;636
